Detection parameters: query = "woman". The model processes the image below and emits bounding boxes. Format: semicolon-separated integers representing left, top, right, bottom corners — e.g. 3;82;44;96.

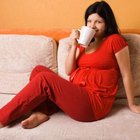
0;1;140;129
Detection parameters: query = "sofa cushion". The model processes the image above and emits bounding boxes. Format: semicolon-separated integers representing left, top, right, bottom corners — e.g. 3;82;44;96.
0;94;140;140
57;37;70;80
57;34;140;98
0;35;57;94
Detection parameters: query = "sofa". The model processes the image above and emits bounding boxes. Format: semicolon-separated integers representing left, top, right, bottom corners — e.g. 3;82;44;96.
0;29;140;140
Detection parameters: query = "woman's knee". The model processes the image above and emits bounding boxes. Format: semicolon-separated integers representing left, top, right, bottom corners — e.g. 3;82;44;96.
33;65;47;72
30;65;47;81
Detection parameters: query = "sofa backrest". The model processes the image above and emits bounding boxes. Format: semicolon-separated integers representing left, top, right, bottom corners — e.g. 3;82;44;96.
0;35;57;94
57;34;140;98
0;31;140;98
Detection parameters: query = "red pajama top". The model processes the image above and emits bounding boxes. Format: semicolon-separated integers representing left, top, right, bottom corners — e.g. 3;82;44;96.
70;34;128;120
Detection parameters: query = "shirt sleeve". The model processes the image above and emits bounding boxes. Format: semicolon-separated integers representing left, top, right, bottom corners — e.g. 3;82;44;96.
111;34;128;54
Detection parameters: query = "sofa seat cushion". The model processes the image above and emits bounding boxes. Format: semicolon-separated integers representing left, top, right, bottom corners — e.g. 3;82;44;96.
0;93;140;140
0;35;57;94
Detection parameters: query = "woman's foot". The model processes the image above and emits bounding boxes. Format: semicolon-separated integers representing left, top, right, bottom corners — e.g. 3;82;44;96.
0;123;4;128
21;112;49;129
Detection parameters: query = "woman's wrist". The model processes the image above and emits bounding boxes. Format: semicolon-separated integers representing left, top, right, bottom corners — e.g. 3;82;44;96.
70;44;78;53
128;103;140;114
128;101;135;107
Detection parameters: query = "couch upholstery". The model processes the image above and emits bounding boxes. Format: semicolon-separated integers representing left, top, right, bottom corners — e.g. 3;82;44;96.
0;35;57;94
0;29;140;140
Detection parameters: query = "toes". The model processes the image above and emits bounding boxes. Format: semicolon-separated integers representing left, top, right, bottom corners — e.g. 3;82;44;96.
21;120;30;129
21;113;49;129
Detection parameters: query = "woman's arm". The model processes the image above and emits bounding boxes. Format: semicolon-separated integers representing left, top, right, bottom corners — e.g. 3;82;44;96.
65;30;80;75
115;46;140;113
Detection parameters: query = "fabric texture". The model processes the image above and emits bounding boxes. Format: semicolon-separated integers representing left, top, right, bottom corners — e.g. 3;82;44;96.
0;35;57;94
0;32;140;140
58;34;140;98
0;94;140;140
69;34;127;119
57;37;71;80
0;65;94;126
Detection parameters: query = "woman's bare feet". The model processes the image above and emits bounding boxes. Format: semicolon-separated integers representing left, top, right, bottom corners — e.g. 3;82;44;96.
0;123;4;128
21;112;49;129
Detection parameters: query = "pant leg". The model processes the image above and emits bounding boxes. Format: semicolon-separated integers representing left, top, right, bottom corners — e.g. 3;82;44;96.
29;65;54;81
30;65;59;115
0;67;94;126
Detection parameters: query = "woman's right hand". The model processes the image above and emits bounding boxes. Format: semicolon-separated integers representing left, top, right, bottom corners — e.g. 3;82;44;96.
70;29;80;46
65;29;80;75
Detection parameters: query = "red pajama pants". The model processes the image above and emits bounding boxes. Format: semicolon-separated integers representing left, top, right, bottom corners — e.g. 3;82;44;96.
0;65;94;126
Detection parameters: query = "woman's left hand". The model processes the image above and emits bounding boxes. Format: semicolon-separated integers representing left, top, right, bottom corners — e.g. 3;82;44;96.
129;104;140;114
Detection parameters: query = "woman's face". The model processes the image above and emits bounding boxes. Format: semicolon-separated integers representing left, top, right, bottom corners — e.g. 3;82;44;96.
87;13;106;38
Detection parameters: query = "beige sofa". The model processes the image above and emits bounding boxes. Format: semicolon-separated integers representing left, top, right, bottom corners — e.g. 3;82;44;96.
0;29;140;140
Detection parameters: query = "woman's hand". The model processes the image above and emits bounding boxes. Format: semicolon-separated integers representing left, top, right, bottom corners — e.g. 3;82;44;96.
129;104;140;114
70;29;80;46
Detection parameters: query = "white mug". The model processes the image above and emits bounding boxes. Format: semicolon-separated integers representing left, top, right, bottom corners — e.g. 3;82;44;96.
77;26;96;47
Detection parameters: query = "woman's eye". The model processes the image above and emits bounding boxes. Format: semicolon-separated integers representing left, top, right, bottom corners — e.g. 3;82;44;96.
97;21;102;23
